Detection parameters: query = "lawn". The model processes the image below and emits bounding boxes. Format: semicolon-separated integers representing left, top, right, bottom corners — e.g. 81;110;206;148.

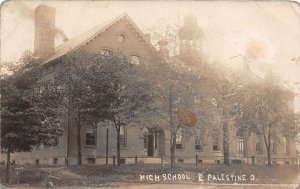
0;164;299;188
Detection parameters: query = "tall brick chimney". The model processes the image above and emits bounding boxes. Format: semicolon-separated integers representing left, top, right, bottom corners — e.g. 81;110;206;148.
34;4;56;59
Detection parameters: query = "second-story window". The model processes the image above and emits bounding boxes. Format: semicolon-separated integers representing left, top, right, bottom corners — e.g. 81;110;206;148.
130;55;140;65
100;49;113;56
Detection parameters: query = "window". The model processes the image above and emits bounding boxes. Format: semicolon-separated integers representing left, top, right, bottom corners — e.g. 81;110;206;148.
283;136;289;154
270;136;276;154
195;136;202;151
45;83;54;91
53;136;59;148
256;143;262;153
53;158;58;165
130;55;140;65
176;128;184;149
177;159;184;164
256;135;263;154
35;86;43;95
56;86;63;94
236;138;244;154
144;134;148;155
212;129;219;151
87;158;96;164
100;49;113;56
154;130;158;149
86;128;96;146
120;126;127;148
117;34;126;43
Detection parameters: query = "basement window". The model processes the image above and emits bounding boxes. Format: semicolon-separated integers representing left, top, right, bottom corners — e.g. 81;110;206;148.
53;158;58;165
87;158;96;164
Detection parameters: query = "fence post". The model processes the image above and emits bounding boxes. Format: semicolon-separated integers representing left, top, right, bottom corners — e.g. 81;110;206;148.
16;170;20;185
44;172;48;188
113;155;115;167
251;155;255;165
135;155;138;164
196;154;198;166
161;156;165;167
106;128;109;165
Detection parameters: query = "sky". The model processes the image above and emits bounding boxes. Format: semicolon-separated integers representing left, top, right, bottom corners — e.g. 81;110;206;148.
1;0;300;111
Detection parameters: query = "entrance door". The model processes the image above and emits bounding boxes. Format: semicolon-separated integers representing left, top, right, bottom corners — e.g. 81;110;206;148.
147;134;154;156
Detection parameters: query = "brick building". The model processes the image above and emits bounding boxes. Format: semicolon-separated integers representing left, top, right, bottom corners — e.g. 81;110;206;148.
4;4;297;166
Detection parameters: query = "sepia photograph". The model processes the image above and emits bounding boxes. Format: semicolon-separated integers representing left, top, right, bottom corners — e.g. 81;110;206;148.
1;0;300;188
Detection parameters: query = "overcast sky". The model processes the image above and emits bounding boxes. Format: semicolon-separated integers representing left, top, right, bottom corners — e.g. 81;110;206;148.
1;0;300;111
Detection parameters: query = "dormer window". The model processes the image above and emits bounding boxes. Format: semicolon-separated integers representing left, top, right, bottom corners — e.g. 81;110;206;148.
130;55;140;65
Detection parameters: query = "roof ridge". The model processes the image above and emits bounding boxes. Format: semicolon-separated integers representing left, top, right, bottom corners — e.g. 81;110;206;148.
43;12;147;65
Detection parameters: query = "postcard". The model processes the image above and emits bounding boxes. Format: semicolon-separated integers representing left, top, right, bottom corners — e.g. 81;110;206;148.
1;1;300;188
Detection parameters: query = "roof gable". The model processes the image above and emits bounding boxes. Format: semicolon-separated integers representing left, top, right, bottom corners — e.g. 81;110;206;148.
43;13;156;64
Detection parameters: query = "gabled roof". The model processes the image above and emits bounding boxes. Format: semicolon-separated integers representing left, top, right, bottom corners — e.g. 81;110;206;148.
43;13;157;65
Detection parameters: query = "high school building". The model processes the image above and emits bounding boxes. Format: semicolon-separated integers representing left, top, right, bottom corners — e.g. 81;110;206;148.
3;4;297;166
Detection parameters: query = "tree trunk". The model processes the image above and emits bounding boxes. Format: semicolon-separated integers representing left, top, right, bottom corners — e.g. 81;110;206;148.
6;149;10;183
267;147;271;166
169;88;176;168
170;130;176;168
77;112;82;165
267;127;271;166
223;122;230;165
263;127;272;166
116;127;121;166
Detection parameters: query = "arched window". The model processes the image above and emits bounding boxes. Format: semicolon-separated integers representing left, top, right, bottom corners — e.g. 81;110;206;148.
236;128;245;154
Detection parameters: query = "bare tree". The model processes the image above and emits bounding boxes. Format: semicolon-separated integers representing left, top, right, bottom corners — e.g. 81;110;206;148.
239;73;296;166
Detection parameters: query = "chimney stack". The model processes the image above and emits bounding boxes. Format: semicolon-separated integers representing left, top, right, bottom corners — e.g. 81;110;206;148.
34;4;56;60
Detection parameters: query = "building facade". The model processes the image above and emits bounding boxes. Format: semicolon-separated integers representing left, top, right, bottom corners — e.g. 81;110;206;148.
4;4;297;166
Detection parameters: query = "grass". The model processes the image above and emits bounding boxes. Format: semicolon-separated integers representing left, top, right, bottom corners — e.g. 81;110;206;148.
0;164;299;187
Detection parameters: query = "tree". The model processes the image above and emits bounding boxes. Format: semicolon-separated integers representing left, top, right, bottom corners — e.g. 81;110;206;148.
85;52;156;165
148;19;205;167
240;73;296;166
1;52;63;182
54;51;156;165
147;54;211;167
148;18;238;167
212;68;246;165
54;51;97;165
